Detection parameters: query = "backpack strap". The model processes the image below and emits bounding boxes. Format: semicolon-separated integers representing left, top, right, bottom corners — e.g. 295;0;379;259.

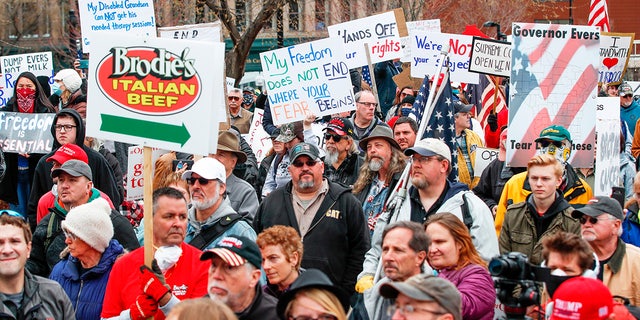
188;214;244;250
461;193;473;230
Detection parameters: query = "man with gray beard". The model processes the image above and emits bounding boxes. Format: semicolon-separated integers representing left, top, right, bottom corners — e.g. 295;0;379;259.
323;117;363;187
254;142;369;296
352;125;407;238
182;157;256;251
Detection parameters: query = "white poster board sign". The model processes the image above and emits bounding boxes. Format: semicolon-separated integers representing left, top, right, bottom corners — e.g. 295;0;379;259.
598;32;635;85
78;0;157;53
409;31;479;84
594;97;620;196
245;109;272;164
469;38;511;77
0;52;54;108
401;19;441;62
126;146;169;201
473;147;499;177
86;33;225;155
260;37;356;125
327;10;406;68
158;22;222;42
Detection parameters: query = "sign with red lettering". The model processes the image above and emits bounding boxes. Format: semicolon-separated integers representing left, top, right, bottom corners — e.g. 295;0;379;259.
410;31;479;84
126;145;168;200
260;37;355;125
86;33;225;155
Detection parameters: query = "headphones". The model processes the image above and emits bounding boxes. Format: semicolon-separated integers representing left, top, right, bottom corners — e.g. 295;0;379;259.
541;252;599;278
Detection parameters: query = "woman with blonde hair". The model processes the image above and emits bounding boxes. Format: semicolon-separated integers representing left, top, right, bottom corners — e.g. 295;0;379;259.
278;269;350;320
166;298;237;320
256;225;304;298
425;212;495;320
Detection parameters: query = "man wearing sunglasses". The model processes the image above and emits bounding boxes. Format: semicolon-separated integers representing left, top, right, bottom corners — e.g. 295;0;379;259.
322;117;363;188
571;196;640;305
494;124;592;236
254;142;370;297
228;88;253;134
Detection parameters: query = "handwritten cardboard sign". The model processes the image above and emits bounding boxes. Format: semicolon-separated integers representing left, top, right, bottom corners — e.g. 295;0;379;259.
327;9;407;68
0;112;55;154
598;32;635;85
401;19;441;63
245;109;272;164
594;97;620;196
78;0;157;53
158;22;222;42
260;37;355;125
126;146;168;200
469;37;511;77
473;147;499;177
0;52;54;108
409;31;479;84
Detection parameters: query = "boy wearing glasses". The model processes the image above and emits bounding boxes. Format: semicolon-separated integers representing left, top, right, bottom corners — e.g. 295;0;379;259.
571;196;640;305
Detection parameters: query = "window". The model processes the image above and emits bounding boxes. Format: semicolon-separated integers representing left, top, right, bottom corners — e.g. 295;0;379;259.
288;0;300;31
315;0;327;30
235;0;247;31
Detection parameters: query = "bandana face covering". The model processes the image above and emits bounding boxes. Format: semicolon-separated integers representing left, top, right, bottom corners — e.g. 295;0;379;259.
155;245;183;273
16;87;36;113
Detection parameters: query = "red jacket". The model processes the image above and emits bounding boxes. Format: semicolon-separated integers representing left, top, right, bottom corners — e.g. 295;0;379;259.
101;242;210;320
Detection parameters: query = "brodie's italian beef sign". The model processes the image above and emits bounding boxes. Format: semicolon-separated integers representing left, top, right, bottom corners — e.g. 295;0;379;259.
86;34;225;155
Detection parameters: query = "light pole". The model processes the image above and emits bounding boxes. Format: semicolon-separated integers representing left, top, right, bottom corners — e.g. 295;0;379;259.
483;21;507;41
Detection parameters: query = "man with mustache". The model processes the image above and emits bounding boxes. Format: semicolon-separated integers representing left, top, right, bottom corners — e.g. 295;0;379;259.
228;88;253;134
254;142;369;297
182;157;256;251
101;187;209;320
201;235;278;320
322;117;363;188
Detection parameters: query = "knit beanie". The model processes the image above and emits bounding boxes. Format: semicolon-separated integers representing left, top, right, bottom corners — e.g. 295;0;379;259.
54;69;82;94
61;197;114;253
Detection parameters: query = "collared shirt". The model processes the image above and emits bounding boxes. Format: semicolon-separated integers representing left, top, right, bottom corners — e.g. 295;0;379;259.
292;179;329;237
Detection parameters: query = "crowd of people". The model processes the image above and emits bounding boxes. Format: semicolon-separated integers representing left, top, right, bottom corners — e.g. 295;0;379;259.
1;62;640;320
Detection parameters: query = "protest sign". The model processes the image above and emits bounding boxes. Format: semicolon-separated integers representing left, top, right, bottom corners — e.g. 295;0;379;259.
409;31;479;84
401;19;441;63
78;0;157;53
594;97;620;196
158;22;222;42
245;109;272;164
126;146;168;201
0;112;54;154
473;147;499;177
598;32;635;85
260;37;356;125
469;37;511;77
506;23;599;167
0;52;54;108
327;9;407;68
86;33;226;155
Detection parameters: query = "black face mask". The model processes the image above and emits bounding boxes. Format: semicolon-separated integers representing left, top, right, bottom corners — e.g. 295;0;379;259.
531;265;578;297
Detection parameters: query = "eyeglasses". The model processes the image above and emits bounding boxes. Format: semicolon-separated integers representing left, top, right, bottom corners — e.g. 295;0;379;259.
357;101;378;108
186;177;213;186
324;133;344;142
228;96;241;101
579;215;614;225
288;314;337;320
54;124;77;132
291;159;318;168
0;210;27;222
387;304;446;316
63;229;78;241
538;140;563;148
623;94;634;98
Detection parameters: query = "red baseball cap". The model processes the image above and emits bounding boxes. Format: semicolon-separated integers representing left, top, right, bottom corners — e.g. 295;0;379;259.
46;144;88;164
549;277;613;320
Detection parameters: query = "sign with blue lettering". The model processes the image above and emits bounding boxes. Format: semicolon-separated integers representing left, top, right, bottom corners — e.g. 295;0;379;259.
598;32;635;86
0;52;54;109
78;0;157;53
260;37;355;125
409;31;479;84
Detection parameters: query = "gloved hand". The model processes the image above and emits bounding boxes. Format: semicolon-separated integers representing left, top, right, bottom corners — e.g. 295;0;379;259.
139;260;170;302
487;111;498;132
129;294;158;320
355;275;374;293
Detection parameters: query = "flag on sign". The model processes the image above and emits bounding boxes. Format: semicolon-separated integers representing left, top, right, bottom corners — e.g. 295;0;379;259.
410;63;459;182
361;65;372;86
588;0;610;32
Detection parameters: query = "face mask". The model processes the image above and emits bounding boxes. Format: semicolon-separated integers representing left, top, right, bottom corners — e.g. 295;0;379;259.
154;245;182;272
16;87;36;113
401;107;412;117
51;82;62;96
452;89;460;95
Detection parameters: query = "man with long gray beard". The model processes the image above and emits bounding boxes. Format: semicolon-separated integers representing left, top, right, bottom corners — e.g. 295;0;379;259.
182;157;256;251
254;142;369;296
323;117;363;187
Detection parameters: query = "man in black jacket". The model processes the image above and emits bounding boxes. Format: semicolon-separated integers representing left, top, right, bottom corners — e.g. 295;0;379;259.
323;117;363;188
254;142;370;296
26;109;122;231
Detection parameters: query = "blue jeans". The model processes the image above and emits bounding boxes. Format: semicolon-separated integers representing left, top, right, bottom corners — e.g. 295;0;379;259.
9;169;30;218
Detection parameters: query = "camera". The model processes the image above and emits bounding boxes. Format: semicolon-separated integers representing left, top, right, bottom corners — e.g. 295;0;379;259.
489;252;541;319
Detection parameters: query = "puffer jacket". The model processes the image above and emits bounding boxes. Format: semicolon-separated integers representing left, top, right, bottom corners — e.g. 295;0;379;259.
49;239;124;320
438;264;495;320
499;193;580;265
0;270;75;320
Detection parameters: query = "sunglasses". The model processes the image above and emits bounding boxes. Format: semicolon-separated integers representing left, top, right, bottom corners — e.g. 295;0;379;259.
0;210;27;222
63;228;78;241
623;94;633;98
579;215;613;225
324;133;344;142
538;140;563;148
186;177;213;185
228;96;241;101
291;159;318;168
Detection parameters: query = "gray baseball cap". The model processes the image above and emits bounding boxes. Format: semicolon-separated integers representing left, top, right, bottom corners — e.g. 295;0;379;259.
379;274;461;320
571;196;624;220
51;159;92;180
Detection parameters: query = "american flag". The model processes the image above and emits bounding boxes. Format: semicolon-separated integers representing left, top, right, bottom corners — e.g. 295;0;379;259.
588;0;610;32
477;74;507;129
410;64;459;182
361;66;372;86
